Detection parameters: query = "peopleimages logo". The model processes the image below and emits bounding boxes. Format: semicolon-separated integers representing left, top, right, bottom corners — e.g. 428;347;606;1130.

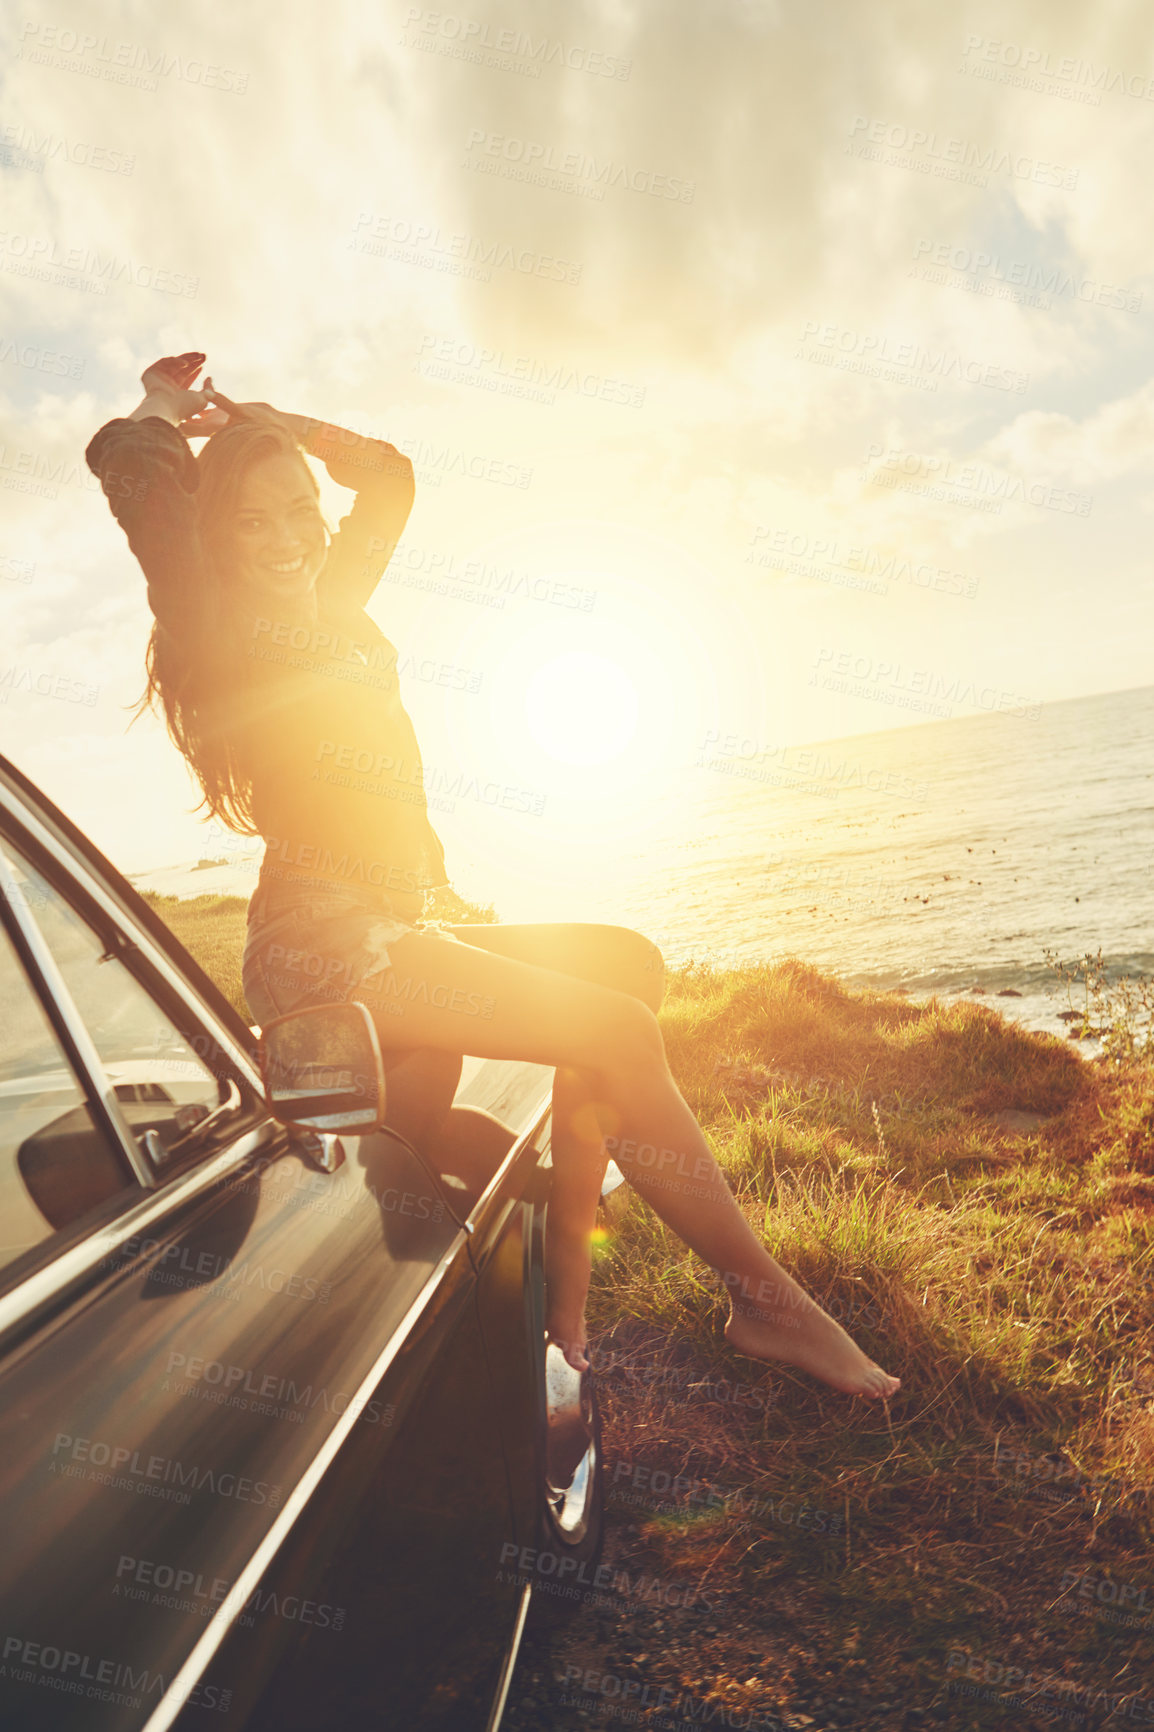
959;32;1154;104
861;440;1093;517
910;237;1142;312
0;232;198;297
114;1554;347;1632
746;525;979;598
163;1352;392;1426
50;1433;280;1508
414;335;646;409
0;664;99;706
463;129;694;200
350;211;581;290
106;1232;332;1301
376;539;600;610
18;21;249;93
945;1648;1154;1725
0;335;85;378
399;8;632;79
794;321;1028;394
847;114;1078;188
497;1542;723;1611
1057;1568;1154;1627
810;647;1041;720
1;1635;230;1715
311;738;549;817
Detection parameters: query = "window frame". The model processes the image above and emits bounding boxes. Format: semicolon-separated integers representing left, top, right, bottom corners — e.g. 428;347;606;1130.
0;796;265;1085
0;840;156;1188
0;815;269;1172
0;756;264;1067
0;786;275;1310
0;786;282;1350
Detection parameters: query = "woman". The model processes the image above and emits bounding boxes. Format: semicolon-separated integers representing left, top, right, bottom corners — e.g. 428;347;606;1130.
86;351;899;1400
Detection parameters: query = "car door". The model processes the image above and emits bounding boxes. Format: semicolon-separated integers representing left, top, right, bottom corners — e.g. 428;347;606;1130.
196;1057;560;1732
0;766;532;1729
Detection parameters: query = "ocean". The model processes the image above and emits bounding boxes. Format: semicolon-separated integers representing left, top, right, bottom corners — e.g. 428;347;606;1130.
128;684;1154;1049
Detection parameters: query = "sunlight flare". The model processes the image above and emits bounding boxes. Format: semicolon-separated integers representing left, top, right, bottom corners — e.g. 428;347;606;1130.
524;649;641;766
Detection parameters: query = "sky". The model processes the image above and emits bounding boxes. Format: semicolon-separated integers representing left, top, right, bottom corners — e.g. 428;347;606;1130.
1;0;1152;915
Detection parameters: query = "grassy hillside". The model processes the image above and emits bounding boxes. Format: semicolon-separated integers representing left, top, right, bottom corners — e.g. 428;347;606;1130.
140;891;252;1021
581;962;1154;1727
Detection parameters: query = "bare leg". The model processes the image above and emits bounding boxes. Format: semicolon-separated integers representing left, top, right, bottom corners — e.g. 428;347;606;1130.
540;1065;611;1369
436;924;661;1375
568;1061;899;1397
346;923;900;1400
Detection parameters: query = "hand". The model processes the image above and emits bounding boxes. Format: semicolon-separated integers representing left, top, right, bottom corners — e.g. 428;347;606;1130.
137;352;217;434
177;405;233;439
199;382;316;444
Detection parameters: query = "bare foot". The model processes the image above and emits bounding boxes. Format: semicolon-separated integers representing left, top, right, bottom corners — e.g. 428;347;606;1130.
724;1282;900;1400
544;1227;593;1372
545;1328;590;1373
543;1341;592;1484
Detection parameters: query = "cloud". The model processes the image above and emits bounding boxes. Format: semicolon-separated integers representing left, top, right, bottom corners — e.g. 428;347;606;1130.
984;378;1154;481
3;0;1154;865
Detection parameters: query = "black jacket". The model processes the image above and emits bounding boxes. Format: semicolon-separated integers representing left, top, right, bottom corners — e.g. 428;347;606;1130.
85;415;449;903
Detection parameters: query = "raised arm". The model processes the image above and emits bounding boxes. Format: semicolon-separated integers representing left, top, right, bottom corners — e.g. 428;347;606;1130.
306;419;415;612
84;353;223;639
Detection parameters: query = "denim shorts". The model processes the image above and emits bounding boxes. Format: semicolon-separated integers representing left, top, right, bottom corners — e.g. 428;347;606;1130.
242;880;440;1029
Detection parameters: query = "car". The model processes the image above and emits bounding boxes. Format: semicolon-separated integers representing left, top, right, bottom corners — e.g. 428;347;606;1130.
0;748;606;1731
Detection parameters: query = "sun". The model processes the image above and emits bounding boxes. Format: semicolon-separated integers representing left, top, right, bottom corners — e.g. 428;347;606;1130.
523;650;641;766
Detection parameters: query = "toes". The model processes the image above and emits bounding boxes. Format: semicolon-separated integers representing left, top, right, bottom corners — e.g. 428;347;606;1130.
545;1328;590;1372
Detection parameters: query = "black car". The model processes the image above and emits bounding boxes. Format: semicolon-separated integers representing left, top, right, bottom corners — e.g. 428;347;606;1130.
0;748;605;1730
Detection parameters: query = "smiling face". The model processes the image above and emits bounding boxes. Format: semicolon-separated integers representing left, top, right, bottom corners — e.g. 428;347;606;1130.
230;452;327;606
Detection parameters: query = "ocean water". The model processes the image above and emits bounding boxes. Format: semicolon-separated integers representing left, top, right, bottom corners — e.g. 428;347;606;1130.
595;683;1154;1046
128;684;1154;1047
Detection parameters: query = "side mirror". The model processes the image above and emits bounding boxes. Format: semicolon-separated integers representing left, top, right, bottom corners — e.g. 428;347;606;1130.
257;1000;387;1133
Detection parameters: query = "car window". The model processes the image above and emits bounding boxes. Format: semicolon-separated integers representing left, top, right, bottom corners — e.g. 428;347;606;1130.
1;840;228;1170
0;906;141;1272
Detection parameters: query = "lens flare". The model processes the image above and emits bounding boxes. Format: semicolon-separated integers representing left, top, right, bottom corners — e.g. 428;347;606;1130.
524;649;640;766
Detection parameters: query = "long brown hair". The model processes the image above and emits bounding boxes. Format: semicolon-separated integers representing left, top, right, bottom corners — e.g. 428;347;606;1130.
129;422;327;835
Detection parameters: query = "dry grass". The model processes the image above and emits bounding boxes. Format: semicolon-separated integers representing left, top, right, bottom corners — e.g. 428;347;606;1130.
585;959;1154;1723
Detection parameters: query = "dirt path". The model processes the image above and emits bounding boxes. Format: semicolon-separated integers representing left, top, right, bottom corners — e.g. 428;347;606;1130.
500;1504;930;1731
